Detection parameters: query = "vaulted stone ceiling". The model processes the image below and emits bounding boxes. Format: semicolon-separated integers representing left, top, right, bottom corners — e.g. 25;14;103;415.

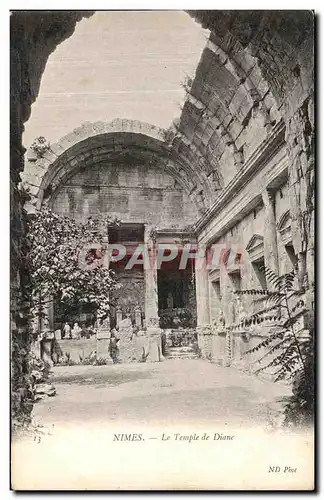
168;31;280;169
164;10;314;221
188;10;313;108
13;9;314;235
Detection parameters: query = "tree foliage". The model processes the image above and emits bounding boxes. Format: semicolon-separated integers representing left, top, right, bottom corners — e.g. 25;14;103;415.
230;267;314;427
25;208;120;328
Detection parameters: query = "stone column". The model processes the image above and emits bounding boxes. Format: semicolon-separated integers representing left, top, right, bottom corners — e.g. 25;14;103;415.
195;248;211;357
144;225;162;362
117;316;136;363
225;330;233;367
262;189;279;287
116;306;122;328
134;306;142;328
39;295;54;333
211;325;227;366
46;297;54;331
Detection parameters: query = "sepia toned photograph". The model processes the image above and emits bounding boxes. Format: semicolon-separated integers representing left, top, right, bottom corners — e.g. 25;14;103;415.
10;9;315;491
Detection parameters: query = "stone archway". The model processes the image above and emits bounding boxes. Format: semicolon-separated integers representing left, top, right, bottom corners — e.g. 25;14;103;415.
21;119;209;217
10;10;314;426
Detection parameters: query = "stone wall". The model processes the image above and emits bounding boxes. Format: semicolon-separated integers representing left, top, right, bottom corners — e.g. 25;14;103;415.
34;335;161;365
22;119;203;218
194;133;306;371
207;180;294;327
51;161;196;228
10;11;93;426
187;10;314;314
109;270;145;323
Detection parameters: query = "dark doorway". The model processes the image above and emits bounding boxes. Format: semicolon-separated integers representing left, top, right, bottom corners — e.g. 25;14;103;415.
158;269;188;310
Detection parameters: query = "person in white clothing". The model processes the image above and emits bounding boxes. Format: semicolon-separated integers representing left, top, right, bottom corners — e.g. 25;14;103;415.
72;322;81;339
63;322;71;339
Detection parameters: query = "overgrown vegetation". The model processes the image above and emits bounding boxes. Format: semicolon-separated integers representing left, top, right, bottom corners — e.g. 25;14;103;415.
30;136;51;158
230;267;314;427
25;207;120;331
12;207;121;432
56;350;110;366
180;74;194;95
12;341;54;434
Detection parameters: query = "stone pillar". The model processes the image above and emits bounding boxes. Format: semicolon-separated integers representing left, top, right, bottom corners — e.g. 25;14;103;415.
210;305;226;365
47;297;54;331
285;94;314;298
134;306;142;328
195;248;211;357
39;295;54;333
96;318;111;362
144;226;159;323
144;226;162;362
40;337;54;367
225;330;233;367
116;306;122;328
211;327;226;365
231;332;248;369
117;316;136;363
262;189;279;287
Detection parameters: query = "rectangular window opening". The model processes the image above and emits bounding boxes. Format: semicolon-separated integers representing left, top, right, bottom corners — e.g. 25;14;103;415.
252;258;267;290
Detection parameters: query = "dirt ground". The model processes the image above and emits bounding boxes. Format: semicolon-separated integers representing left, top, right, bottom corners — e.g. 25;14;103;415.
12;359;315;491
32;358;291;429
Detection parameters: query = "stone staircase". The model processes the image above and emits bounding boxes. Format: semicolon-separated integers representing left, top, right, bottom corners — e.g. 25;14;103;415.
165;344;198;360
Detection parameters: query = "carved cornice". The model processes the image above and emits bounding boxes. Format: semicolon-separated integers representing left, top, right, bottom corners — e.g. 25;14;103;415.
246;234;264;262
277;209;292;245
277;209;291;231
208;268;220;282
155;228;197;245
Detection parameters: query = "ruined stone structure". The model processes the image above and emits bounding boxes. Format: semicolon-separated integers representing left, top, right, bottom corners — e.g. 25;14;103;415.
11;11;314;418
22;120;199;354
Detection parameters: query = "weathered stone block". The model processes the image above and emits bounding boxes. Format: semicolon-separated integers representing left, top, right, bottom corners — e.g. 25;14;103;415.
146;329;162;362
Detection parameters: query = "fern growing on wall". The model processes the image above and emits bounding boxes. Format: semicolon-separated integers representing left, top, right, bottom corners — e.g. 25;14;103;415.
230;267;314;427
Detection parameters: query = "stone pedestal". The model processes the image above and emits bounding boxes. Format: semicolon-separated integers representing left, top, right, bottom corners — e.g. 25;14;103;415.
54;329;62;340
197;325;212;359
96;323;111;360
231;331;250;370
118;331;135;363
40;338;54;367
117;317;136;363
135;330;149;362
146;329;162;362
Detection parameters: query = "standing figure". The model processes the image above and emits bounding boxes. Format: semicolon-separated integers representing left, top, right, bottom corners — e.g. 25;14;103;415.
167;292;174;309
109;330;120;364
72;322;81;339
63;322;71;339
235;296;246;323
